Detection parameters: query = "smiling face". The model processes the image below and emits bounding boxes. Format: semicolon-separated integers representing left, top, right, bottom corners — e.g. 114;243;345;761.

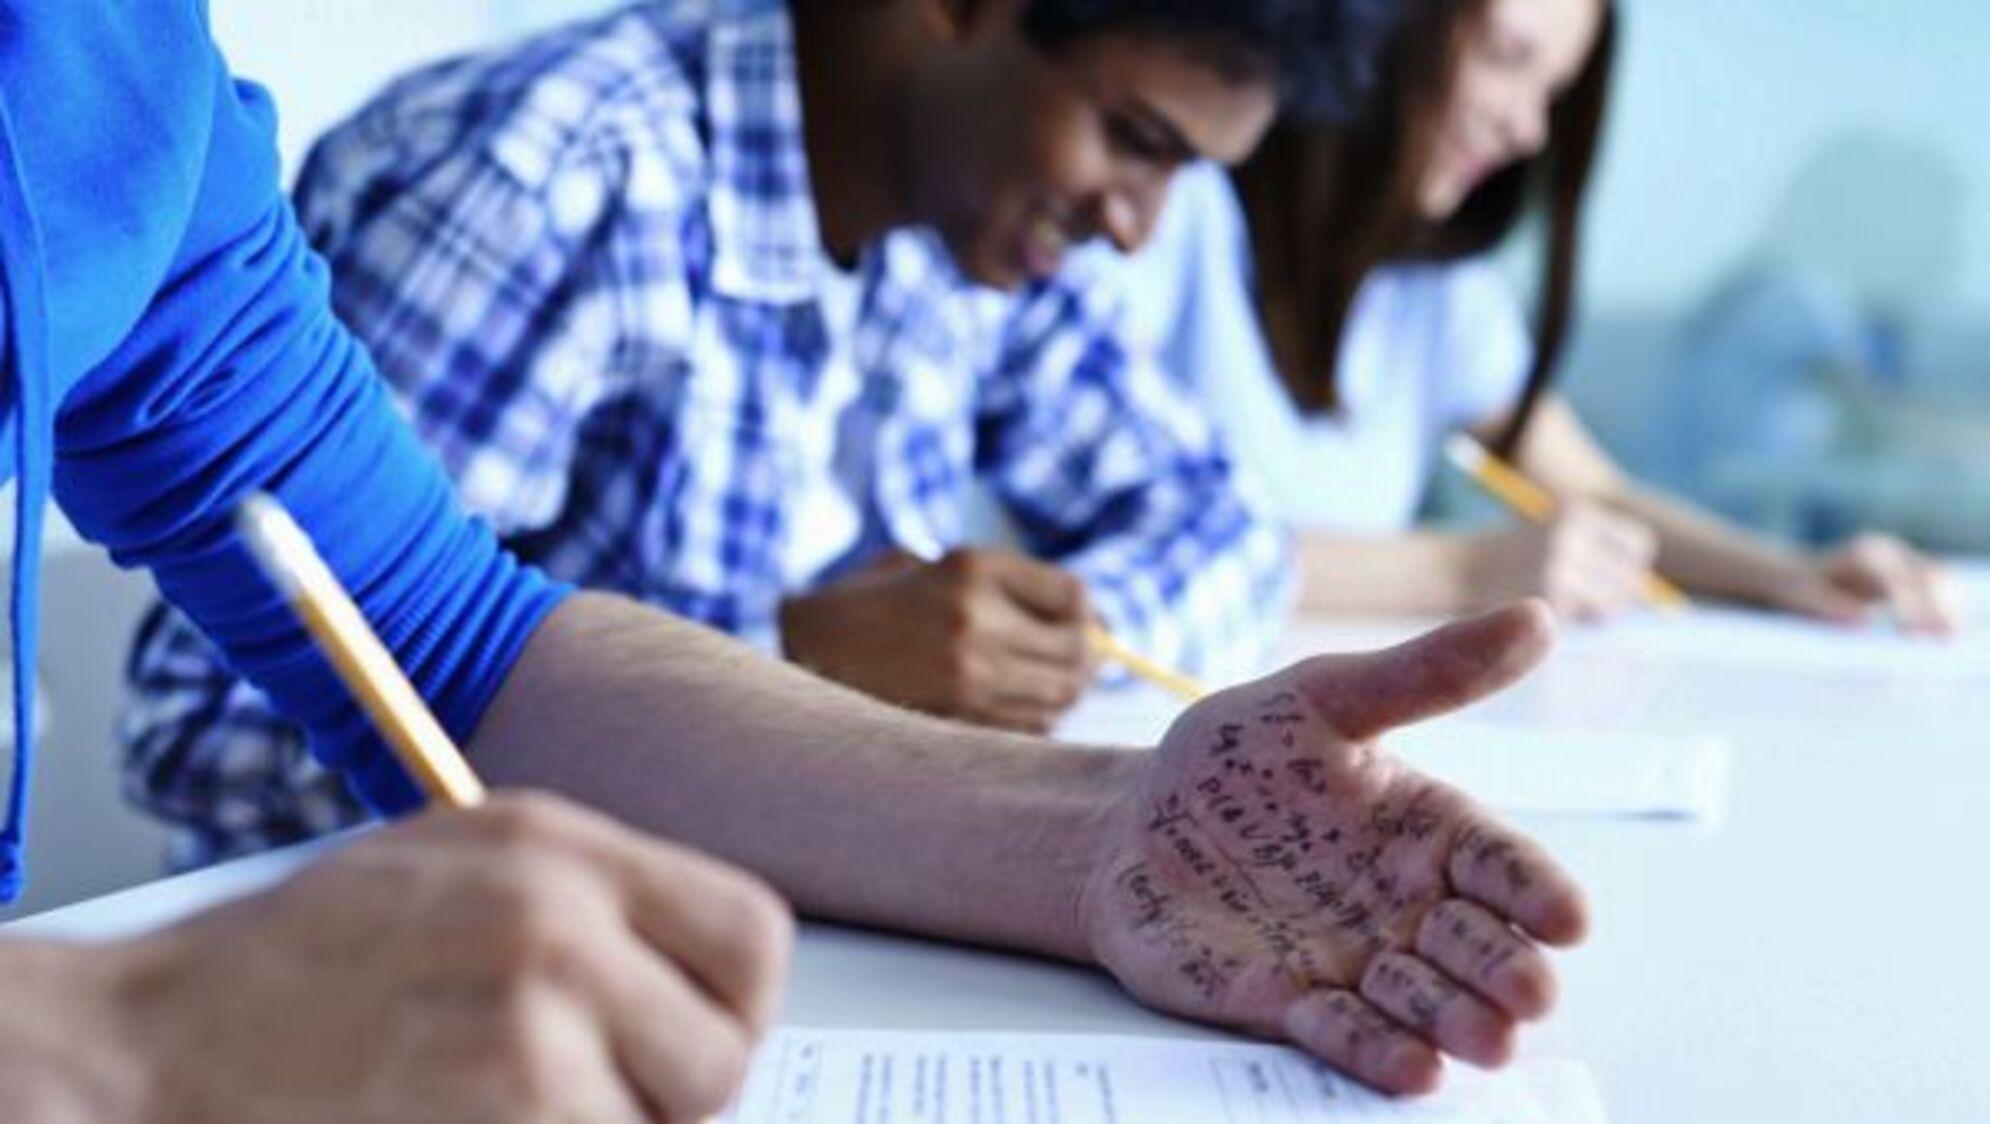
903;8;1280;290
1418;0;1604;220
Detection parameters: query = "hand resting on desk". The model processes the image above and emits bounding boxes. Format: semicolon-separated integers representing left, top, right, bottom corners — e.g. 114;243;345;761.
1081;602;1589;1094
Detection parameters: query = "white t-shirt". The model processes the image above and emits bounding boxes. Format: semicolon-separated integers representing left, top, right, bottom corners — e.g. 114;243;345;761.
1124;162;1534;534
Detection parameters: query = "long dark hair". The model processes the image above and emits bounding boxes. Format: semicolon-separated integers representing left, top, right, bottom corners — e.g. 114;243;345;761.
1231;0;1618;458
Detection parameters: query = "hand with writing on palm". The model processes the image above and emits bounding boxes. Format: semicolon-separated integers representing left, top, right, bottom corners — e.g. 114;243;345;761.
1080;603;1589;1093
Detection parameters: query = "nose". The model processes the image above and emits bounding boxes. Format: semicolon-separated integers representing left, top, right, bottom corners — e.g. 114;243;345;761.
1501;86;1551;158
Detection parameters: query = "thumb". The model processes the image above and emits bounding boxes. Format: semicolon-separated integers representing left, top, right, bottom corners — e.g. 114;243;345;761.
1288;601;1556;741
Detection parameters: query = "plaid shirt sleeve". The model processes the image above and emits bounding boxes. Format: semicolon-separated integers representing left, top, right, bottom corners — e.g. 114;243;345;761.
976;254;1295;685
121;603;373;870
118;48;716;866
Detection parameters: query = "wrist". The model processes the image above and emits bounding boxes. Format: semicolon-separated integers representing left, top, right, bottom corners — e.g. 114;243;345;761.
1737;546;1822;607
910;734;1137;965
1042;748;1144;964
0;940;155;1122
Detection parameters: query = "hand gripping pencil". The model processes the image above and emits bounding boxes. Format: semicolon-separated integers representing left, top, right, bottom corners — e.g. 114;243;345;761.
1445;434;1691;612
240;491;744;1124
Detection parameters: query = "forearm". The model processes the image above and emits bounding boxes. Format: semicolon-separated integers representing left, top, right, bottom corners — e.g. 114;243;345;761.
1502;399;1810;606
1296;531;1489;616
468;592;1134;962
0;942;146;1120
1600;484;1810;605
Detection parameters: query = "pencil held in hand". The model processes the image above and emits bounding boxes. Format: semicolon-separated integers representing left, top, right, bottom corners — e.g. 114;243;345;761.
236;492;488;808
1087;623;1207;701
1445;435;1691;612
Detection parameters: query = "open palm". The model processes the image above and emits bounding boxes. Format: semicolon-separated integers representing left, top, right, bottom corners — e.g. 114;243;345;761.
1081;603;1589;1093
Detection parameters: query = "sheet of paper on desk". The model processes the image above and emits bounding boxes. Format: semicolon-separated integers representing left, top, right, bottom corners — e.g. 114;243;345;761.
1566;602;1990;678
1391;720;1730;824
723;1029;1604;1124
1059;692;1728;822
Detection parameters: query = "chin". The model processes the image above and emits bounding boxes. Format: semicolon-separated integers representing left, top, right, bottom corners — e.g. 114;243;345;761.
937;225;1020;291
964;243;1028;292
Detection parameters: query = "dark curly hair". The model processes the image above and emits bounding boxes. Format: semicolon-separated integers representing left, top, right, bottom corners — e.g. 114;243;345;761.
1020;0;1404;123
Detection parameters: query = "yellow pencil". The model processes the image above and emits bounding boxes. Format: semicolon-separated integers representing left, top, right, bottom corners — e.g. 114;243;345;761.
1086;622;1207;701
1444;434;1691;611
236;492;489;808
900;544;1207;701
239;491;726;1124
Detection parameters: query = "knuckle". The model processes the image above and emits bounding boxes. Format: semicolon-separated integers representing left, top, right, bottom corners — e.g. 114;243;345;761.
949;647;986;691
472;793;574;850
941;601;975;645
488;983;564;1097
676;1023;754;1118
1055;572;1087;613
949;549;986;583
481;883;590;981
716;878;795;974
958;596;990;637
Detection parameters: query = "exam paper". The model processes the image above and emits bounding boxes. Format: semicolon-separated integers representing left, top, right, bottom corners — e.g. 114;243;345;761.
1272;562;1990;681
723;1029;1598;1124
1562;602;1990;679
1391;720;1730;824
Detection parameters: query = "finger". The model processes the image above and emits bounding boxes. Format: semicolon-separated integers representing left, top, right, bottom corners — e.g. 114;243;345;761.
1545;558;1631;624
1360;952;1516;1068
984;551;1088;622
1283;989;1442;1095
592;927;757;1123
476;795;794;1032
1448;820;1588;946
528;988;658;1124
1291;601;1556;741
1828;535;1900;599
983;595;1091;668
987;655;1089;713
1891;559;1958;636
1417;899;1556;1020
1849;541;1961;635
1573;560;1645;620
1585;510;1658;571
1916;564;1964;636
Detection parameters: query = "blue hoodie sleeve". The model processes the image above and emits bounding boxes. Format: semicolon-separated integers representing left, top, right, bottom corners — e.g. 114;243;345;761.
43;37;568;814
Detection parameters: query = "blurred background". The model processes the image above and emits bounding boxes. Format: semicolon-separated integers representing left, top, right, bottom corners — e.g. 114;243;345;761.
3;0;1983;917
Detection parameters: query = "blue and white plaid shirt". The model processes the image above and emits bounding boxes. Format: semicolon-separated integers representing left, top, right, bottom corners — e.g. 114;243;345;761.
121;0;1292;867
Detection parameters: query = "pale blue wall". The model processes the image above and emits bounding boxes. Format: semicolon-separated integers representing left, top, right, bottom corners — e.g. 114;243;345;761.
1587;0;1989;316
1550;1;1989;537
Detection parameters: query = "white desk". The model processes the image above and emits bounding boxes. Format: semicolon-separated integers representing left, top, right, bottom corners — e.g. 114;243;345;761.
18;563;1990;1124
